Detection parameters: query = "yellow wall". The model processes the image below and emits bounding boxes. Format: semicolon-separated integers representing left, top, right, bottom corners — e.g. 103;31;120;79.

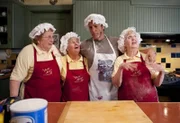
141;41;180;72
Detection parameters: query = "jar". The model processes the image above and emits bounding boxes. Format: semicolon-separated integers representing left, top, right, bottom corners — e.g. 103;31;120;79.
0;105;4;123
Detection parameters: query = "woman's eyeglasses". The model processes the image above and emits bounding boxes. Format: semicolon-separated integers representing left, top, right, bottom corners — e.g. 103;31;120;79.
42;35;55;40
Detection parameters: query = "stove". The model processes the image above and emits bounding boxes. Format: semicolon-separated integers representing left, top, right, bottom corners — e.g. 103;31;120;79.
162;74;180;85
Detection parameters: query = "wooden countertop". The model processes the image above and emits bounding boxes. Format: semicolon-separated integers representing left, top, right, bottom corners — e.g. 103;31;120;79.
48;102;180;123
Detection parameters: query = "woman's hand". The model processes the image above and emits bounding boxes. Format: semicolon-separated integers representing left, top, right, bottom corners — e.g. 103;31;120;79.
145;48;156;64
146;62;164;73
119;62;138;71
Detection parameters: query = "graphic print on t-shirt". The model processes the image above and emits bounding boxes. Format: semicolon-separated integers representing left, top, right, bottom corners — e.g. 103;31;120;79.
97;59;113;82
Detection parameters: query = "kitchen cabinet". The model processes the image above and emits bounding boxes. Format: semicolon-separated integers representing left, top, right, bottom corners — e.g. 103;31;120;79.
0;7;8;46
0;0;26;48
0;77;10;100
24;5;73;46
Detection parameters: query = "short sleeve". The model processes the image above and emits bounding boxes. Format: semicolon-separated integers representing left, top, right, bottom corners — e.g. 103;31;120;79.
10;45;34;82
112;56;124;77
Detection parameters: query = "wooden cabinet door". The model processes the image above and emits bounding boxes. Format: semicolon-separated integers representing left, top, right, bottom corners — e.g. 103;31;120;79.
28;11;72;48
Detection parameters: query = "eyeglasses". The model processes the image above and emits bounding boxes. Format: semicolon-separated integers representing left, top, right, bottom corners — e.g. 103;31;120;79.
42;36;55;40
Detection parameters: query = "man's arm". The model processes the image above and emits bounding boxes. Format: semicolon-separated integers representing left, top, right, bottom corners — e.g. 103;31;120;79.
140;48;156;63
153;71;165;86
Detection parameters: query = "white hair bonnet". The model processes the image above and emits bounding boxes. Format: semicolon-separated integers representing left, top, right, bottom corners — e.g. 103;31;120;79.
29;23;56;39
117;27;142;53
60;32;80;55
84;13;108;30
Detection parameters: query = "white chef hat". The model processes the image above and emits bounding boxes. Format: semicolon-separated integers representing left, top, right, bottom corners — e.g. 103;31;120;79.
117;27;142;53
84;13;108;30
60;32;80;55
29;23;56;39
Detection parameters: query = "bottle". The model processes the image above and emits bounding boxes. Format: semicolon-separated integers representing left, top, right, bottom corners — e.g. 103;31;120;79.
0;105;4;123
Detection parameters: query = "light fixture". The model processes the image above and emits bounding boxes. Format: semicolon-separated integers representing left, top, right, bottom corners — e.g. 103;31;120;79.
165;39;170;42
49;0;58;5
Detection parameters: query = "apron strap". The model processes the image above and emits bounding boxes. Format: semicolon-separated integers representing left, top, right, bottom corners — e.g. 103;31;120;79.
33;47;37;62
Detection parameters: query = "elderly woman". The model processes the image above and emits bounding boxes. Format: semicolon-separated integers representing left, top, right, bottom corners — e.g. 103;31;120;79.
112;27;164;102
10;23;62;102
60;32;90;101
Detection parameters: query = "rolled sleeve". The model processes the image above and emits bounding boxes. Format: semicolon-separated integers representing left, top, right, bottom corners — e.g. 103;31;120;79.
112;56;124;77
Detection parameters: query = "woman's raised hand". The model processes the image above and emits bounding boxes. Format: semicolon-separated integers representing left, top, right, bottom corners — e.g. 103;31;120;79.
119;62;138;71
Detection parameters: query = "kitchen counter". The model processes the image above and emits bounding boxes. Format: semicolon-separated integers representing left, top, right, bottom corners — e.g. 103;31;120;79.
0;73;10;80
0;68;12;80
157;80;180;102
0;72;10;100
48;102;180;123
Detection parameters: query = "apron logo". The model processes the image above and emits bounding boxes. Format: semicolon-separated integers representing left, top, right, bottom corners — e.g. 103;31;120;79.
131;70;141;76
42;67;53;76
97;60;113;82
73;75;84;83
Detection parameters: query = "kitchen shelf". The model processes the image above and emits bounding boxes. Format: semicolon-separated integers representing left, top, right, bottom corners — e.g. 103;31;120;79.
0;7;7;46
0;0;27;48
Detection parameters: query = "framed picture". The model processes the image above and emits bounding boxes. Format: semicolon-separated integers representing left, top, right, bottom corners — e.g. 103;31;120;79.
53;34;60;49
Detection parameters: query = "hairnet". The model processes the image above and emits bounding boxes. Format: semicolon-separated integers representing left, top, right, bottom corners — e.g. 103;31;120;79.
117;27;142;53
29;23;56;39
60;32;80;55
84;13;108;30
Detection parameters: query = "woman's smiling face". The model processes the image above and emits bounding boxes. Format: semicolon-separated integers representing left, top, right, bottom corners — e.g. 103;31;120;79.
37;30;54;52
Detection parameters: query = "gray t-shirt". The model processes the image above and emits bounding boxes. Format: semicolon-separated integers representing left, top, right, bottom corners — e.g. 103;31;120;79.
80;36;122;68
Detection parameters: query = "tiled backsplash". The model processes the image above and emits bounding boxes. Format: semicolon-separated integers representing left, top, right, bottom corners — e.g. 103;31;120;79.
141;41;180;72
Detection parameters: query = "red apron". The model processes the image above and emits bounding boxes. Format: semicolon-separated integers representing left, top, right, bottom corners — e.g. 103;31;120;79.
118;55;158;102
62;58;90;101
24;48;62;102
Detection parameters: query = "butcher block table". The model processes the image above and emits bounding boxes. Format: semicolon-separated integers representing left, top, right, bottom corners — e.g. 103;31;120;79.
48;101;180;123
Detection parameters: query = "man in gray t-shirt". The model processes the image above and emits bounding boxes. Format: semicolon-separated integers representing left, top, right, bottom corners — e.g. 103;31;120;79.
81;36;121;69
80;14;120;101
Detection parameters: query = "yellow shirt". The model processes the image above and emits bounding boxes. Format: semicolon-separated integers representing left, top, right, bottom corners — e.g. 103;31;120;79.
10;43;62;82
112;51;159;79
61;55;89;82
